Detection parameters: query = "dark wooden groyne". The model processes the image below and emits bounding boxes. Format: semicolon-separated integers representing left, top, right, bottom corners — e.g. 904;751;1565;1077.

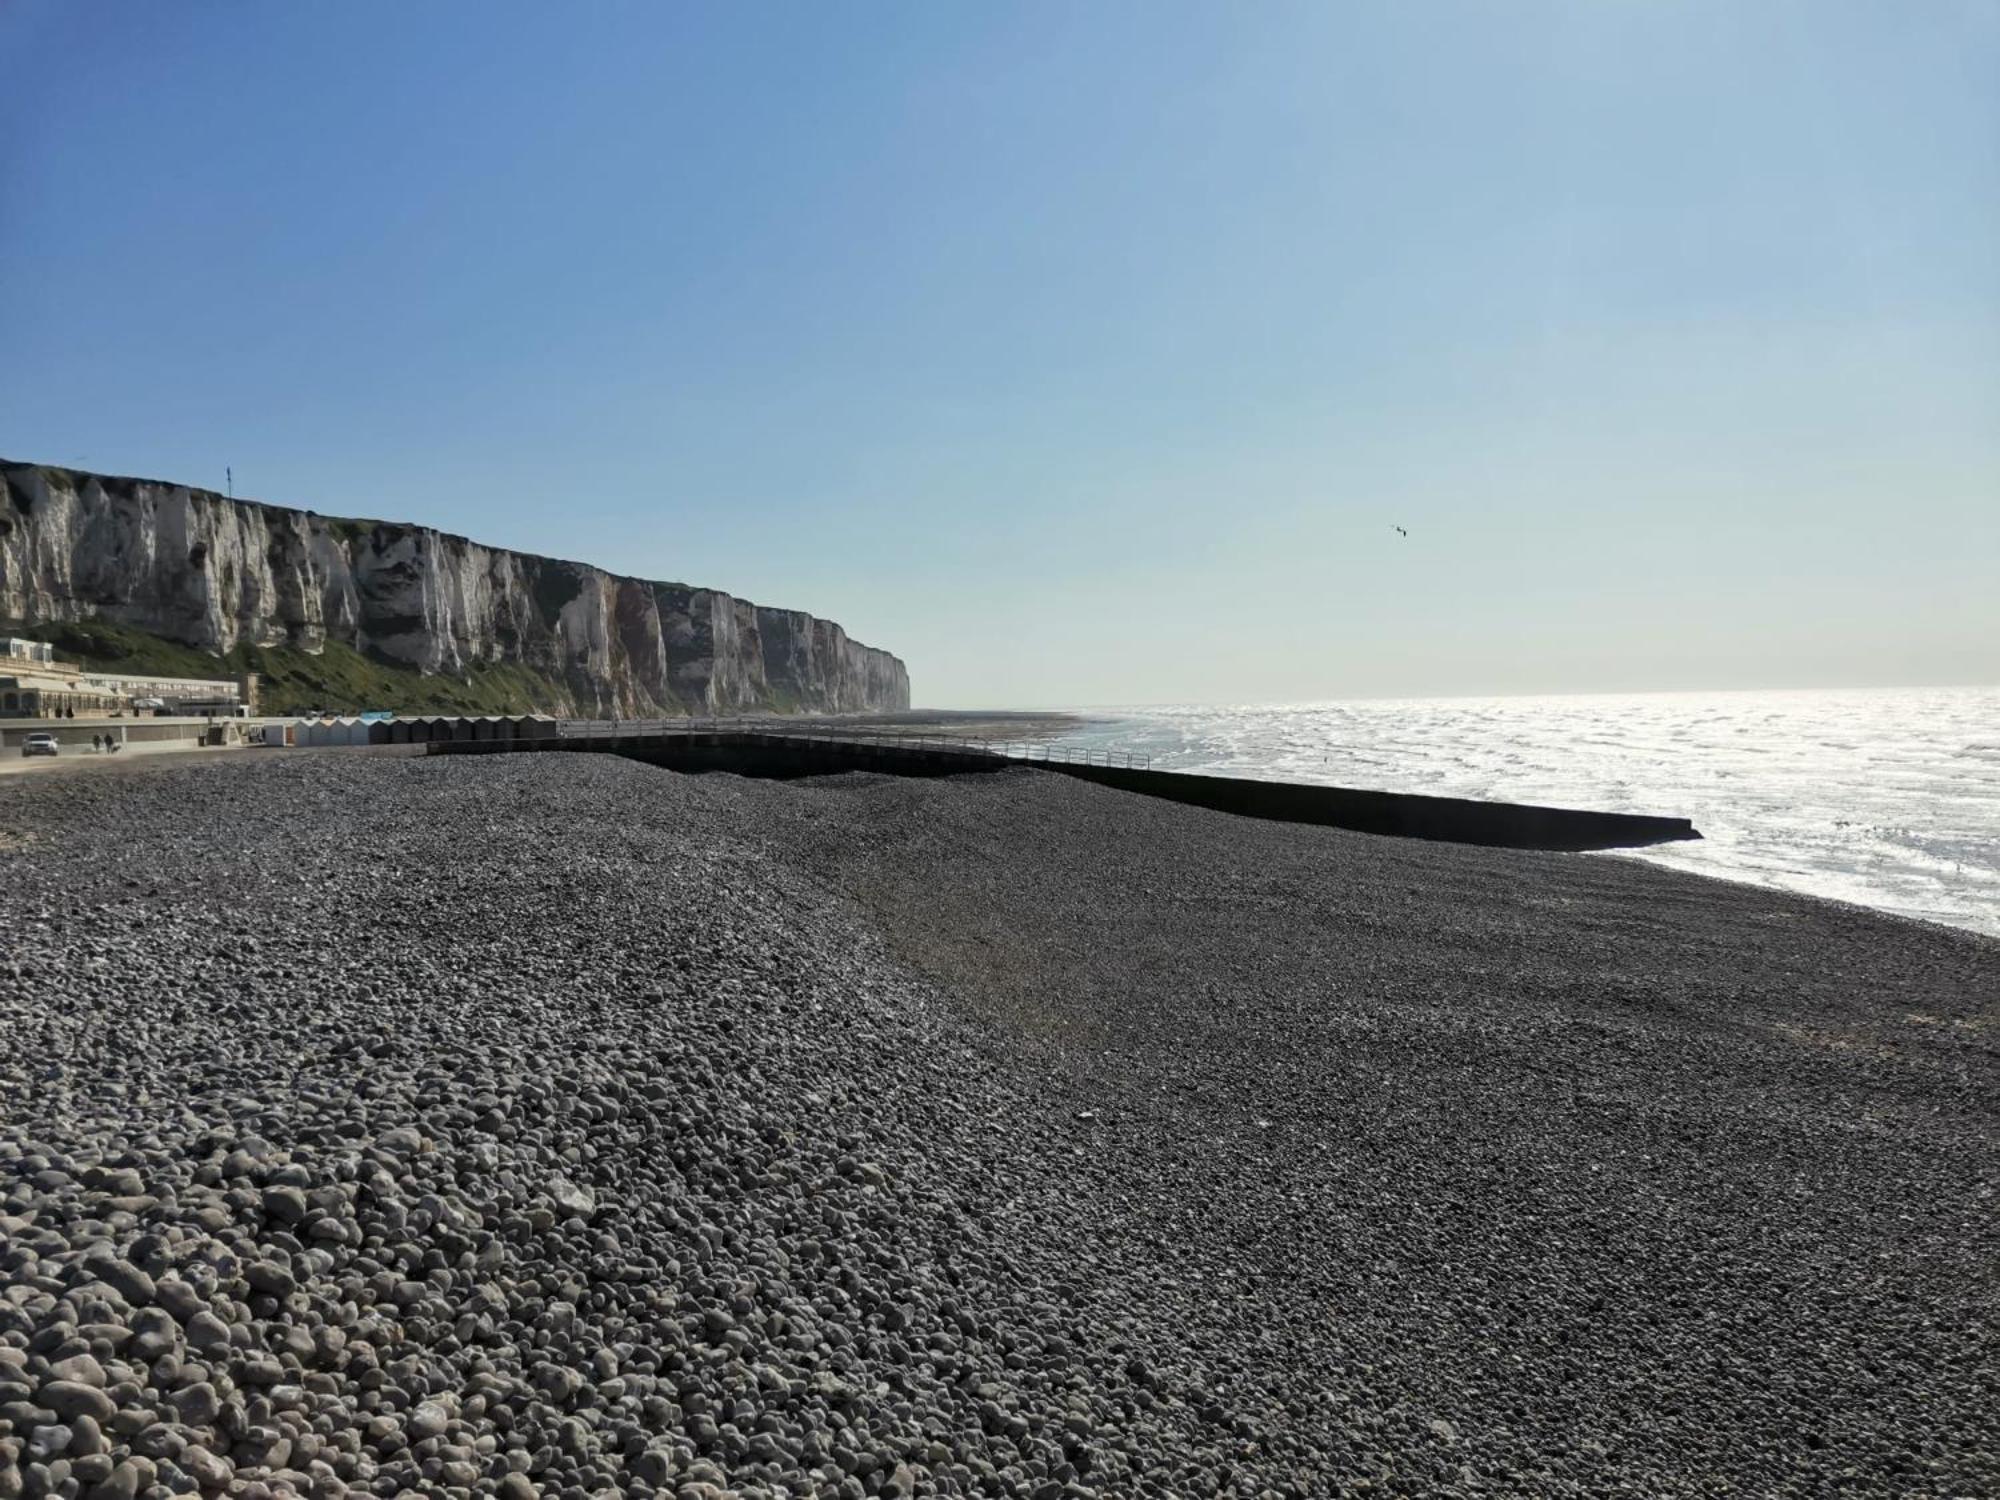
427;724;1700;853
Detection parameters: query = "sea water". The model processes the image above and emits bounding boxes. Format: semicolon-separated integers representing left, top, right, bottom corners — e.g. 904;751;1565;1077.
1045;686;2000;940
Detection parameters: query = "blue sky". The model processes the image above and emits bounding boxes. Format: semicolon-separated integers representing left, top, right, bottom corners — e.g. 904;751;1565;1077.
2;1;1995;706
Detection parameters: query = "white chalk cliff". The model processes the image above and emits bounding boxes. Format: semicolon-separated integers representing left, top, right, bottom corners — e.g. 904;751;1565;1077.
0;460;910;715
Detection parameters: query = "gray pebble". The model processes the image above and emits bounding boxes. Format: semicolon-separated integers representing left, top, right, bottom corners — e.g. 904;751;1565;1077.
0;752;1989;1500
38;1384;114;1426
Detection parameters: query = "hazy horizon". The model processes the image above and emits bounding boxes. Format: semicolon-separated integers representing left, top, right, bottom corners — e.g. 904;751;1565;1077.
3;2;1995;708
1028;679;2000;714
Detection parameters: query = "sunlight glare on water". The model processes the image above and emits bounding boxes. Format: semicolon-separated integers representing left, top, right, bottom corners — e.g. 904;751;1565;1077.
1049;687;2000;939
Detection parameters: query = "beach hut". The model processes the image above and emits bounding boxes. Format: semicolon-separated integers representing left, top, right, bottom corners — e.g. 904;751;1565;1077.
363;719;394;746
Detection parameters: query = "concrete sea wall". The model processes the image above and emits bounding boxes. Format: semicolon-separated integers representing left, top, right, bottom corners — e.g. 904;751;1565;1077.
431;729;1703;852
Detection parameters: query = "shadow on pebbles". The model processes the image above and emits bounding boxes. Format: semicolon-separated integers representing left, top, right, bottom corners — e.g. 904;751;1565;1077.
0;753;1994;1499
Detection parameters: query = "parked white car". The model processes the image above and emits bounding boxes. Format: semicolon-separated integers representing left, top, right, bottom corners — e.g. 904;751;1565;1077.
20;732;59;758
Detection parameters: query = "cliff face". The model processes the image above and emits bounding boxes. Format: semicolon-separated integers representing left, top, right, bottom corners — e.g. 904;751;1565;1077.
0;460;910;715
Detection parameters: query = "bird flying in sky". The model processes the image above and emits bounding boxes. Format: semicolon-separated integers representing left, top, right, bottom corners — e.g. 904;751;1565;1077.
1394;525;1408;538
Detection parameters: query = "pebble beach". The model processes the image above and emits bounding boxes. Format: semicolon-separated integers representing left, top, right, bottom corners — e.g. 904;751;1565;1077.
1;752;1994;1498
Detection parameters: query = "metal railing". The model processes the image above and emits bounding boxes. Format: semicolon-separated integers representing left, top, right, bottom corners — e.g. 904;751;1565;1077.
548;716;1153;770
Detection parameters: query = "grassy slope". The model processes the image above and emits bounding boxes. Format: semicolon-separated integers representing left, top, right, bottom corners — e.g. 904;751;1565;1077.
13;617;572;717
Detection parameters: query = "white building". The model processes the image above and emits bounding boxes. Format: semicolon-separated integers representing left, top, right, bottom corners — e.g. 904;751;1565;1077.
84;671;252;715
0;637;258;718
2;638;57;666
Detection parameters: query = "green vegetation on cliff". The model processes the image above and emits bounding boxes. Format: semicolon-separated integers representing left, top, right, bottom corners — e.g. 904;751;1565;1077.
12;617;570;717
